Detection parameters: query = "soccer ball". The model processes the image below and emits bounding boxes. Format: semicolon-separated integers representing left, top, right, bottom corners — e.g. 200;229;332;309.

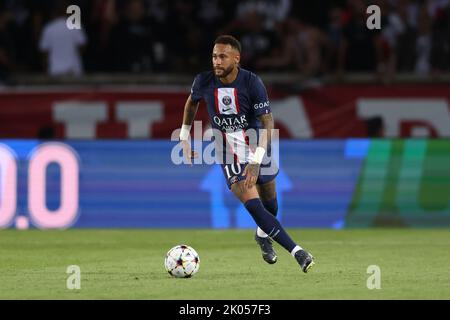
164;244;200;278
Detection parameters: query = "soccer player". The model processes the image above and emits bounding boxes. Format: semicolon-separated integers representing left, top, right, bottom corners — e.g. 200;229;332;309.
178;35;314;272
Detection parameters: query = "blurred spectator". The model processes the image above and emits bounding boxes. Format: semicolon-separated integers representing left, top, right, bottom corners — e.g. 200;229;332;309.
0;0;448;79
197;0;237;62
395;0;418;72
430;1;450;74
291;0;333;29
162;0;205;73
338;0;382;75
16;6;46;73
83;0;118;72
0;9;16;83
37;125;56;140
236;0;291;30
109;0;154;72
377;0;405;81
256;18;329;78
39;1;87;76
366;116;385;137
415;1;432;74
144;0;171;71
325;6;344;73
223;10;277;71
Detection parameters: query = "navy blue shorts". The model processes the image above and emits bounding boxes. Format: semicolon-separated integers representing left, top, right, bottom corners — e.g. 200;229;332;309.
220;161;279;190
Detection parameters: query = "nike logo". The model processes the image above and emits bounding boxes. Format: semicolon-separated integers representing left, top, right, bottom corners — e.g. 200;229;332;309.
222;107;232;112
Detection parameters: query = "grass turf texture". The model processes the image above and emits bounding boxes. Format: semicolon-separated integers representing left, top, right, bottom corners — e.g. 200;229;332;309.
0;229;449;299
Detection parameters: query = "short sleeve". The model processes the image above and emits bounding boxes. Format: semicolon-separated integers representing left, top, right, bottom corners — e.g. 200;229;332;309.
250;75;271;116
74;28;87;46
39;27;50;52
190;74;203;103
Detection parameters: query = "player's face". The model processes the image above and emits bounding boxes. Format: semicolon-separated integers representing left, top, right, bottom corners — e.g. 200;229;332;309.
212;44;240;78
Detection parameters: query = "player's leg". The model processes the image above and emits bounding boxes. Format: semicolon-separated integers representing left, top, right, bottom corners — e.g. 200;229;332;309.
254;180;278;264
256;179;278;232
231;180;315;272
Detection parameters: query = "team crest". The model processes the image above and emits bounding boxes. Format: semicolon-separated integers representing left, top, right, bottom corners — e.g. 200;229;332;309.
222;96;232;106
230;176;239;184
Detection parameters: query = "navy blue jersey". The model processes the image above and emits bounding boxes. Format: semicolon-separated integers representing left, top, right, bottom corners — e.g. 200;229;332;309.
191;68;271;131
190;68;271;164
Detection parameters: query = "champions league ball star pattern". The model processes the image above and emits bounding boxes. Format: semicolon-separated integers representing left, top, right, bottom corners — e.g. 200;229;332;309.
165;245;200;278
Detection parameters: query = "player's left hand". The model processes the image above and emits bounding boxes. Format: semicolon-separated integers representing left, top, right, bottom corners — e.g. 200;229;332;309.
243;163;260;189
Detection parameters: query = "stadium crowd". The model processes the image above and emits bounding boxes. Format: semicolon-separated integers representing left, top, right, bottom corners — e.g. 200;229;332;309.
0;0;449;81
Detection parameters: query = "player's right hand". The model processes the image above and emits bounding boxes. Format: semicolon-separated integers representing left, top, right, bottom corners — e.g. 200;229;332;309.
181;140;198;166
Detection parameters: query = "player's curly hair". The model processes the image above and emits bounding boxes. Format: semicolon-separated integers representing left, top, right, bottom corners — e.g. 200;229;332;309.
214;35;242;54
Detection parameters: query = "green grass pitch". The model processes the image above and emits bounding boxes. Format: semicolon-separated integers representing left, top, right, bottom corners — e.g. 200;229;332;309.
0;229;449;299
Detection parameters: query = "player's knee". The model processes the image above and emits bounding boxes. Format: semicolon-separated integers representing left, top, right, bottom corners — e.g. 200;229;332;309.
232;181;258;203
263;198;278;217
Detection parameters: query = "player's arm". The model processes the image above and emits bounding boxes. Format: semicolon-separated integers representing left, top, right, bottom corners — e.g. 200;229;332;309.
244;113;274;189
179;94;199;165
257;113;274;155
182;94;199;128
